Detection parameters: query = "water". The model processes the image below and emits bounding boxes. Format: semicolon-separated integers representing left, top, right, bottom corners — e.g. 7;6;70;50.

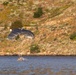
0;56;76;75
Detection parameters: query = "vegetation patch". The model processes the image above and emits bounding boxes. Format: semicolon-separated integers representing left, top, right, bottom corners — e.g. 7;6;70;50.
3;1;9;6
33;7;43;18
10;20;23;30
70;32;76;40
30;44;40;53
15;35;20;40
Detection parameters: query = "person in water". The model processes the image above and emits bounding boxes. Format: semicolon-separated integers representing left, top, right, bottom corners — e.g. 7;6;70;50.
17;56;25;61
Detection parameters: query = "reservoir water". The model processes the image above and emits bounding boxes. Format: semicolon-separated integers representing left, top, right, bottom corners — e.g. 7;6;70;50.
0;56;76;75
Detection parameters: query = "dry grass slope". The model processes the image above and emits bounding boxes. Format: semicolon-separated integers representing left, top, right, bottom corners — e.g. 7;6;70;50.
0;0;76;55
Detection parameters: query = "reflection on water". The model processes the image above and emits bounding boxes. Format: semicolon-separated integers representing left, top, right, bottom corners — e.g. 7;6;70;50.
0;56;76;75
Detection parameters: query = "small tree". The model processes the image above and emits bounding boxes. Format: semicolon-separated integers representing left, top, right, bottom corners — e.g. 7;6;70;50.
10;20;23;30
33;7;43;18
70;32;76;40
3;1;9;6
30;44;40;53
15;35;20;40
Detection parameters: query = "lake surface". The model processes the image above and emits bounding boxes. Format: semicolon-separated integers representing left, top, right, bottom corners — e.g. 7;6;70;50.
0;56;76;75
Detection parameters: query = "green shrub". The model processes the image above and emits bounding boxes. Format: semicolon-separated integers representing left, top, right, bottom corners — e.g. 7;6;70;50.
33;7;43;18
10;20;23;30
3;1;9;6
30;44;40;53
15;35;20;40
70;32;76;40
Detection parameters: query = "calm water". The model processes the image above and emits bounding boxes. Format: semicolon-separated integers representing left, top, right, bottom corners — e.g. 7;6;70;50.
0;56;76;75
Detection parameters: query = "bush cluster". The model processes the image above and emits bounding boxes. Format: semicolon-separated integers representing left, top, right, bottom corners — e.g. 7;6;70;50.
70;32;76;40
15;35;20;40
30;44;40;53
3;1;9;6
10;20;23;30
33;7;43;18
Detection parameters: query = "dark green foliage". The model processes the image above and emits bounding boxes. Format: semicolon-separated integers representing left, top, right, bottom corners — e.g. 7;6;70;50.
30;44;40;53
10;20;23;30
33;7;43;18
15;35;20;40
70;32;76;40
3;1;9;6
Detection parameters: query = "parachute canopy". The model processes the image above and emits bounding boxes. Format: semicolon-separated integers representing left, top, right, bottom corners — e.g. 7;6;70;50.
7;28;34;40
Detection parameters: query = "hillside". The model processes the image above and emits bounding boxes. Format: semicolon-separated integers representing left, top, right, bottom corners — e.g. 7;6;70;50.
0;0;76;55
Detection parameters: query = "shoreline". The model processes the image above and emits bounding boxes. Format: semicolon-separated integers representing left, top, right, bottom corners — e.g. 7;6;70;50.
0;54;76;56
